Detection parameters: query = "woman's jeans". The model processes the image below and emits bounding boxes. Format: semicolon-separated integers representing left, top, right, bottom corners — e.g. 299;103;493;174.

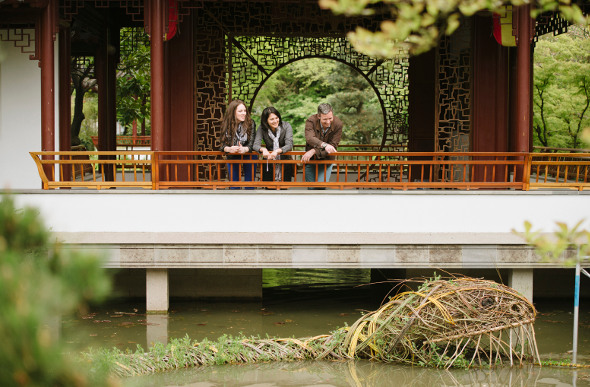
227;154;257;189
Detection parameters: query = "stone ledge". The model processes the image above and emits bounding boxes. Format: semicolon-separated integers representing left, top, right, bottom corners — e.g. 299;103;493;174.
65;243;570;269
54;232;527;245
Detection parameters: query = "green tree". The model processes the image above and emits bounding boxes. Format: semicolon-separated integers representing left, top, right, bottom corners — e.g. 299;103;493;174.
0;196;113;386
253;58;338;144
534;26;590;149
325;64;383;144
116;29;151;136
320;0;588;57
253;58;383;145
71;57;97;147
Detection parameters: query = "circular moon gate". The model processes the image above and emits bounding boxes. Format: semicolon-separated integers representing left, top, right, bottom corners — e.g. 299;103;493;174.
228;35;410;151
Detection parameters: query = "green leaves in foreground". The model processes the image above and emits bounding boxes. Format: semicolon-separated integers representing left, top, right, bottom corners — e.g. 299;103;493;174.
319;0;589;57
0;196;114;387
515;220;590;265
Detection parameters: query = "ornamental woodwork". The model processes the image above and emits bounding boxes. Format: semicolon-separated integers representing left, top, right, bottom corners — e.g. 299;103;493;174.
193;1;410;153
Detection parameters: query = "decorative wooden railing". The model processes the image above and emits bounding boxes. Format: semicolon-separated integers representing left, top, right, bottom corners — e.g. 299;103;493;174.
528;152;590;190
90;136;151;149
29;151;590;191
30;151;153;189
86;140;406;151
533;146;590;153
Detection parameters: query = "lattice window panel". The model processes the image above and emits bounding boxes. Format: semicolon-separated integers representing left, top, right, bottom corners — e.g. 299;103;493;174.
535;11;570;41
61;0;202;24
0;29;37;59
72;56;95;78
61;0;144;22
227;35;409;149
119;27;150;58
193;1;409;154
436;23;472;181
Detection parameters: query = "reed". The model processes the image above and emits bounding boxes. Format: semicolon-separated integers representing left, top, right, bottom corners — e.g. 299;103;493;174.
88;277;540;377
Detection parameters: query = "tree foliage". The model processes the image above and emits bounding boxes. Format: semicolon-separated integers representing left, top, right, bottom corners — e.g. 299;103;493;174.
116;29;151;136
252;58;383;145
0;196;113;386
320;0;588;57
534;25;590;149
517;220;590;265
71;58;97;147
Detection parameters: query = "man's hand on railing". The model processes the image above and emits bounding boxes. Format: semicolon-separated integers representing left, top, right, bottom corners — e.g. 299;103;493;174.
323;143;337;154
301;149;316;163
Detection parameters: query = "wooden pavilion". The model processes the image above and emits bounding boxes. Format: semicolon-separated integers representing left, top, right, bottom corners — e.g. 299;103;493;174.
3;0;590;311
0;0;581;165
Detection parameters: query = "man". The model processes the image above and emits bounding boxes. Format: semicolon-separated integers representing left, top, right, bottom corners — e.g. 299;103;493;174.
301;103;343;189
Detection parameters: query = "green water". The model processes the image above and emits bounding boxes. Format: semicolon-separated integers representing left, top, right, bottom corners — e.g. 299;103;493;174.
61;269;590;386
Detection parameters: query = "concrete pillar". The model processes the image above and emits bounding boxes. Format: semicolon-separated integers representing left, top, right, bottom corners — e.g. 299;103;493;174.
146;314;169;346
508;268;533;302
146;268;169;313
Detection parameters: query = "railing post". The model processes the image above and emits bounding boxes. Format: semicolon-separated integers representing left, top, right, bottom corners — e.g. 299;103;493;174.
152;151;158;190
523;152;532;191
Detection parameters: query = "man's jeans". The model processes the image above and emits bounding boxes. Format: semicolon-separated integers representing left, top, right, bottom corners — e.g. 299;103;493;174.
305;163;334;190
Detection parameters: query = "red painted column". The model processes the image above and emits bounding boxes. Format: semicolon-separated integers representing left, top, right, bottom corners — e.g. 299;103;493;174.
58;25;72;181
96;20;118;180
515;5;532;153
40;0;55;180
150;0;165;151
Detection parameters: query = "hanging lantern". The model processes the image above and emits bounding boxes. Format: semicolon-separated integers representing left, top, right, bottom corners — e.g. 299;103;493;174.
493;5;516;47
165;0;178;41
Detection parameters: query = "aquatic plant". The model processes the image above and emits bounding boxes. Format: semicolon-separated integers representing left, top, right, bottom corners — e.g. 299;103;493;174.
91;277;540;377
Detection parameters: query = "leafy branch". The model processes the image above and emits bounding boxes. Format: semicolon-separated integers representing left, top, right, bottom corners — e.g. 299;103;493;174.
515;220;590;265
319;0;588;57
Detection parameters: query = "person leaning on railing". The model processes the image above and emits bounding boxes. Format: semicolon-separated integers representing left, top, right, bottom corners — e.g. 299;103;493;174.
253;106;294;183
301;103;343;190
219;99;257;189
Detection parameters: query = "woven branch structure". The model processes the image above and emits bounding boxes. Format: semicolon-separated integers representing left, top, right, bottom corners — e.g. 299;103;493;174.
104;278;540;377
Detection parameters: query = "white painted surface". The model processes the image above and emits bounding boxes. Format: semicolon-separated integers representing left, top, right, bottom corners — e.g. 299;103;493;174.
0;36;44;190
9;190;590;243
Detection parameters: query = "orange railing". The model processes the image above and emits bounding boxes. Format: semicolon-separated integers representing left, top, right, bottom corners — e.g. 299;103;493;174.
30;151;153;189
91;136;151;149
528;152;590;190
29;151;590;191
153;151;527;190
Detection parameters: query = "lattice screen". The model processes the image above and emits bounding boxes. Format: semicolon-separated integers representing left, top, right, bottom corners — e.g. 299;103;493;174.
436;23;472;182
437;23;472;154
194;1;409;152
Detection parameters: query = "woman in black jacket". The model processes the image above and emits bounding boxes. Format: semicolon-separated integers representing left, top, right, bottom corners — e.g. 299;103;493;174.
219;99;257;188
253;106;294;182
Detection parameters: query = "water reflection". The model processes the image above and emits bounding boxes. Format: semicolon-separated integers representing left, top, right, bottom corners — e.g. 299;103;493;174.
146;315;168;345
124;361;590;387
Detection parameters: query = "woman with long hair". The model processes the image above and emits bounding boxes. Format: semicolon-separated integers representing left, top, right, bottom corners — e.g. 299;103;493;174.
253;106;294;183
219;100;257;188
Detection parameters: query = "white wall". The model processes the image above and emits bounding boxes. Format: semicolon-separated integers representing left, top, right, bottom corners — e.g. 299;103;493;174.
0;33;50;190
10;190;590;245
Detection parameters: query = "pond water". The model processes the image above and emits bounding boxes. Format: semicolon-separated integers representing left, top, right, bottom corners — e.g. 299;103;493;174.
61;269;590;386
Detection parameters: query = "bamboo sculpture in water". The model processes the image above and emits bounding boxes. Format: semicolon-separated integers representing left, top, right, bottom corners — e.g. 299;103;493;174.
99;278;540;377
